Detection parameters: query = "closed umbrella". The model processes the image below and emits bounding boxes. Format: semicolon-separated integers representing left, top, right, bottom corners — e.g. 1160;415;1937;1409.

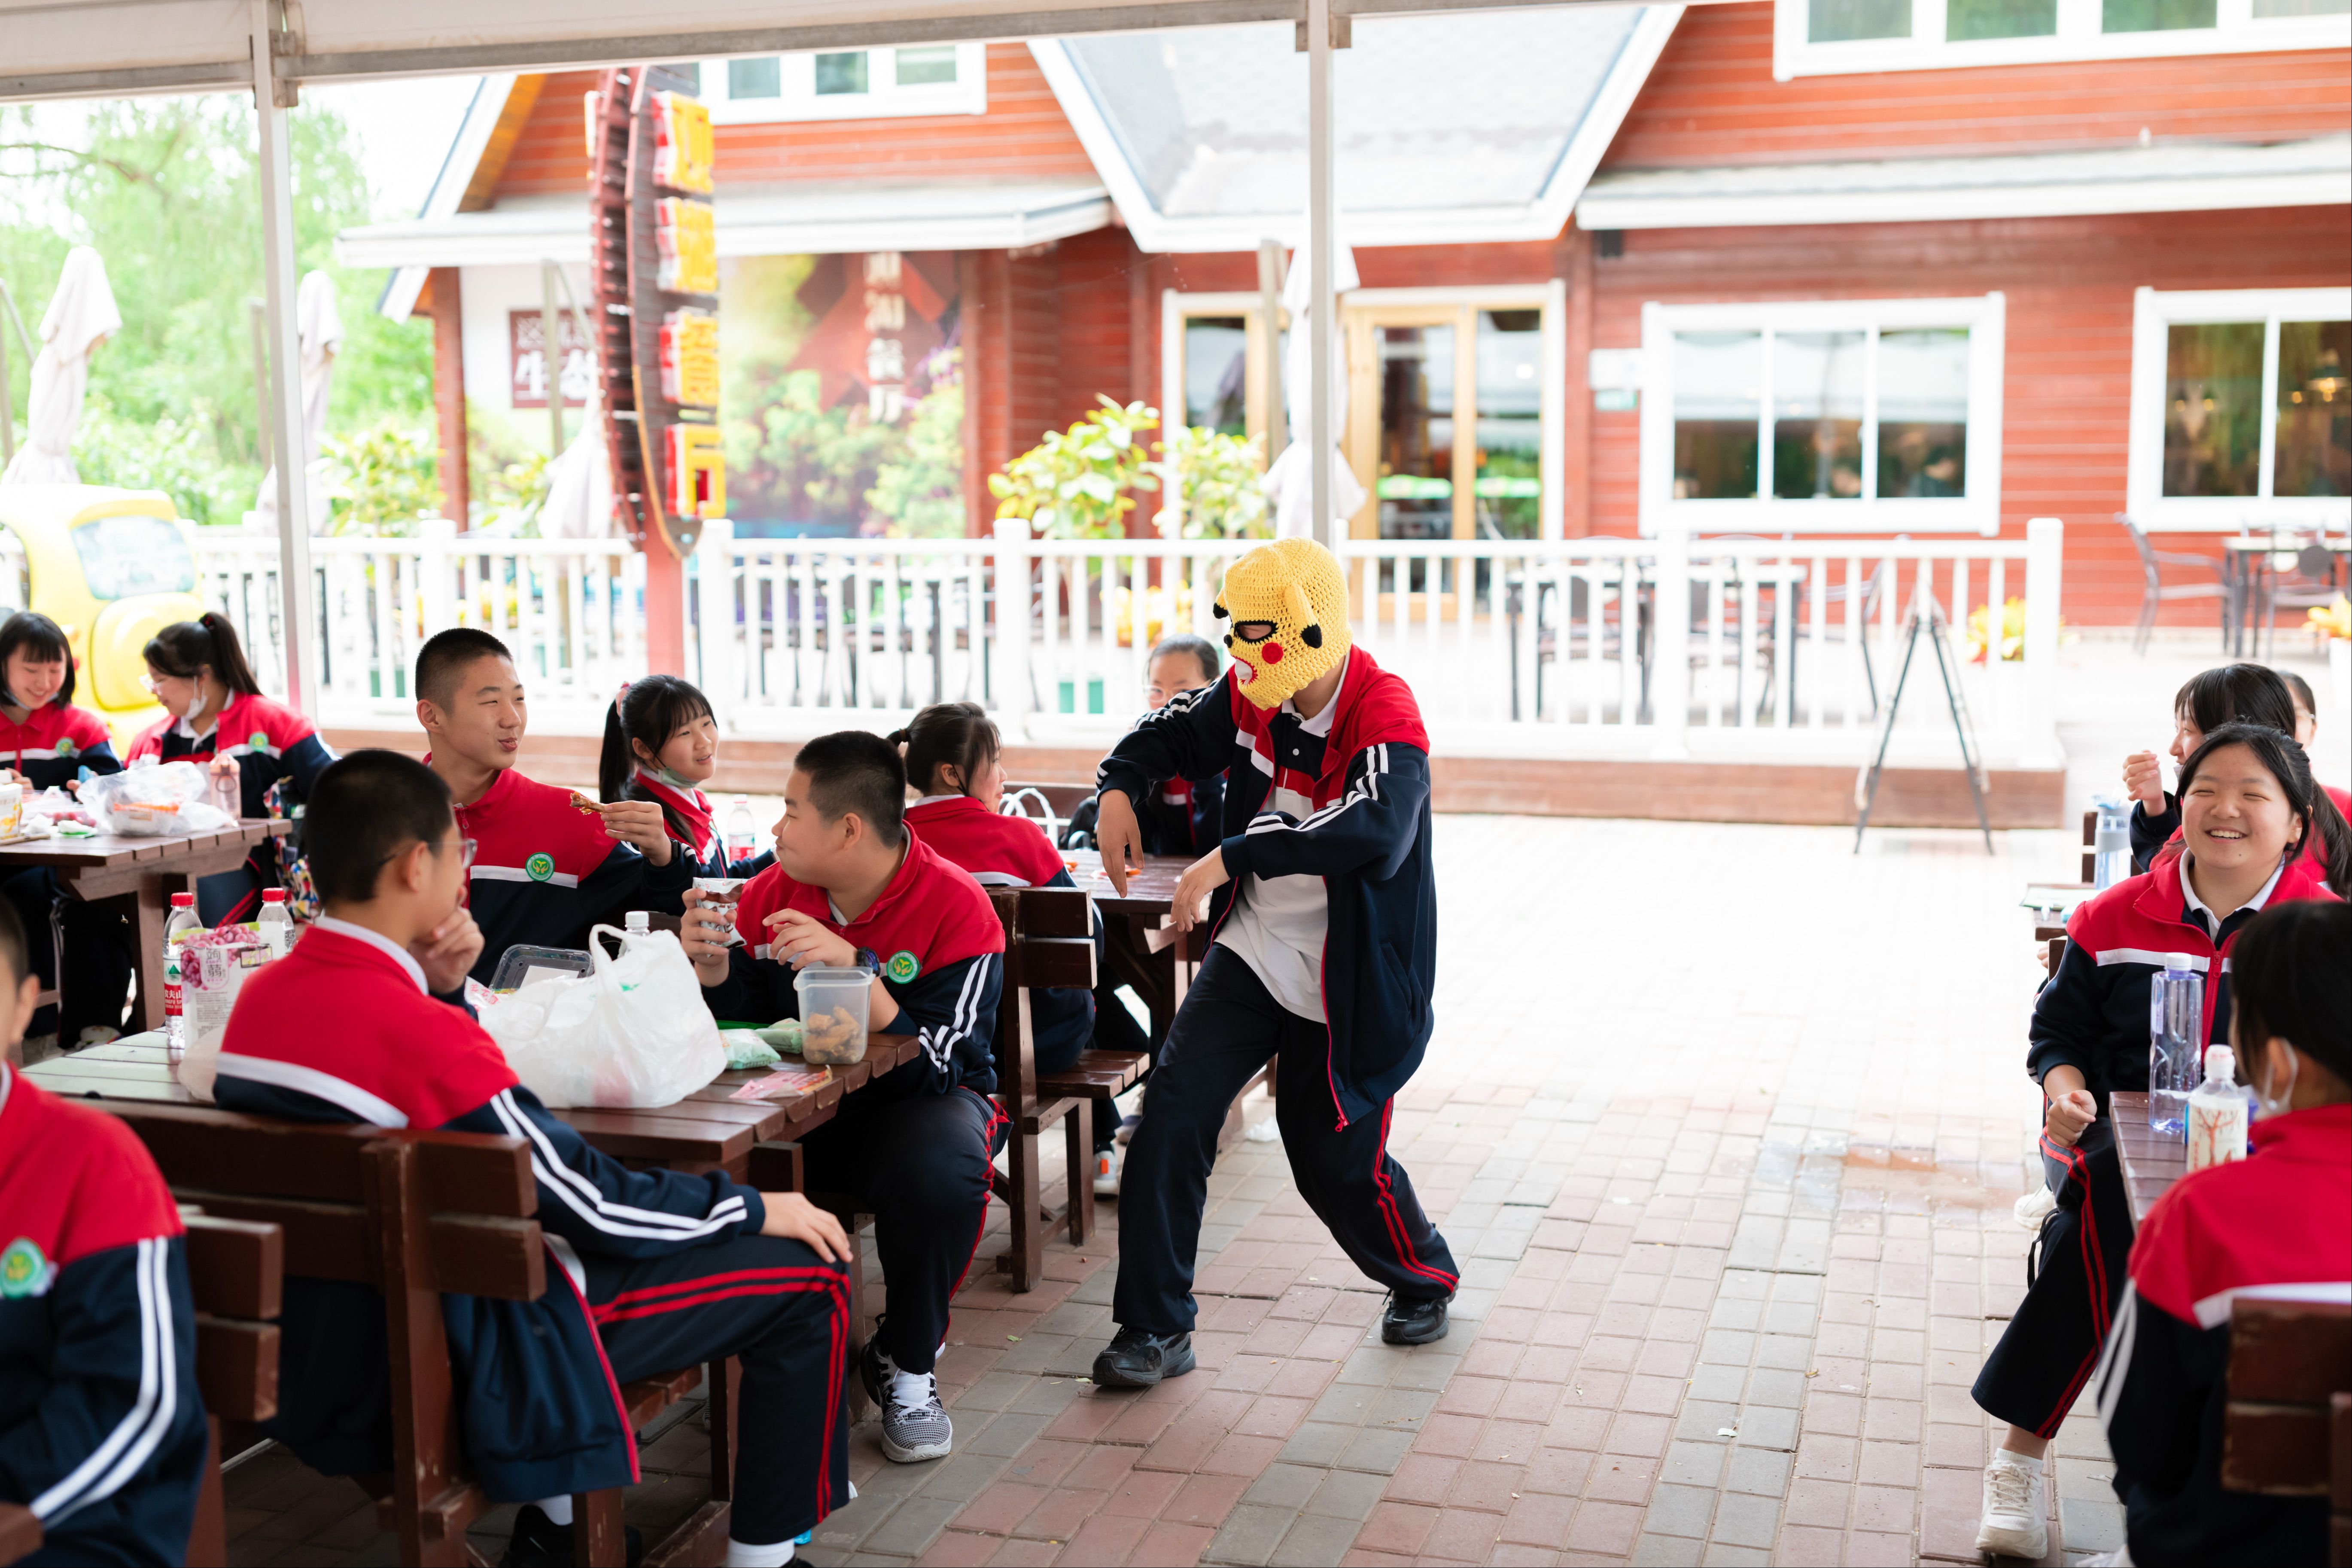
0;246;121;487
1263;228;1366;540
253;269;344;530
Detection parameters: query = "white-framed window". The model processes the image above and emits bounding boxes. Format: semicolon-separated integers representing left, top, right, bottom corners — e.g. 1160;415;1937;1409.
1774;0;2349;78
1638;295;2006;536
2126;286;2352;532
679;45;987;123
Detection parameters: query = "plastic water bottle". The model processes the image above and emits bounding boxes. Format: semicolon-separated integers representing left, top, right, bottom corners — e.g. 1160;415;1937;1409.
727;795;758;866
2091;795;2131;891
2148;965;2203;1135
2185;1045;2250;1172
257;888;294;959
162;892;202;1054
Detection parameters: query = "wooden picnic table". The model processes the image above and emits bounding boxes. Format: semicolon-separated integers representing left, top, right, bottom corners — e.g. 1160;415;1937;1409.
23;1028;923;1183
2110;1090;2188;1226
1062;847;1199;1037
0;819;290;1038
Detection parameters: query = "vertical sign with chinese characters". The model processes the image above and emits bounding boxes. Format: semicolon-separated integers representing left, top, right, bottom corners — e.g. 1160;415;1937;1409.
509;309;595;409
863;251;909;423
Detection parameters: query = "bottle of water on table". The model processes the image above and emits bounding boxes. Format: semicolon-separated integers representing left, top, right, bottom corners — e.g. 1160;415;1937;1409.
162;892;202;1055
257;887;295;959
2091;795;2131;891
727;794;758;867
2185;1045;2249;1171
2148;965;2203;1135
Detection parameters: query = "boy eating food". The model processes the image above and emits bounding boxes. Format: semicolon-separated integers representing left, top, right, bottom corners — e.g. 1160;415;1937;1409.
679;731;1004;1467
0;898;210;1566
412;628;693;982
214;751;852;1568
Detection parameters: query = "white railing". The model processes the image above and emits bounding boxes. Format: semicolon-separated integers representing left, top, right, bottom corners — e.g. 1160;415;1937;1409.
0;514;2064;766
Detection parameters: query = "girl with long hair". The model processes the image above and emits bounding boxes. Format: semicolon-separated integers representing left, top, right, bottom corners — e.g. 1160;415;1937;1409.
597;674;770;879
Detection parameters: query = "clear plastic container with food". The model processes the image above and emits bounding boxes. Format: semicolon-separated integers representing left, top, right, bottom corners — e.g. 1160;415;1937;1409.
793;965;870;1064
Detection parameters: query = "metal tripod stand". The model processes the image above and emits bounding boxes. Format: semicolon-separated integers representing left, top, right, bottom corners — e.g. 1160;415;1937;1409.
1853;582;1993;854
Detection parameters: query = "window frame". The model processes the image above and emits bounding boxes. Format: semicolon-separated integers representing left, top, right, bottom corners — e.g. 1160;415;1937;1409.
694;44;988;124
1638;294;2007;537
1161;284;1570;539
2126;285;2352;533
1773;0;2349;78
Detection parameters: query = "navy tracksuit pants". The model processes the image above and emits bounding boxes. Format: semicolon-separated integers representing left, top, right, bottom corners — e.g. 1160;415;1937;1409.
798;1084;1007;1376
1972;1116;2134;1437
1113;947;1459;1335
584;1234;851;1546
3;869;134;1044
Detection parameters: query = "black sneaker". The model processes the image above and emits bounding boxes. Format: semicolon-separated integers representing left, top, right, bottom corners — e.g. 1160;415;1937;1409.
500;1503;645;1568
1090;1326;1195;1389
1381;1292;1451;1346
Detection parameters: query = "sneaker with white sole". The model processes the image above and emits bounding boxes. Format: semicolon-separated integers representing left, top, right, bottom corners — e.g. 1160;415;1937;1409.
1093;1145;1122;1197
1974;1450;2048;1559
862;1340;952;1463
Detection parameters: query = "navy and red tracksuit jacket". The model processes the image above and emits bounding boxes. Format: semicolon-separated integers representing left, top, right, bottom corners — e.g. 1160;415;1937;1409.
0;1065;207;1567
904;794;1092;1067
2032;852;2341;1118
1095;642;1436;1131
128;691;336;923
450;765;694;983
699;831;1004;1102
0;701;120;791
2096;1102;2351;1566
213;920;774;1502
625;772;773;881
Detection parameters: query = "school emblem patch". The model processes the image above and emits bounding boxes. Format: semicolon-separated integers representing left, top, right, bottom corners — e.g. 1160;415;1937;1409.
249;730;269;750
884;950;921;984
0;1237;52;1299
525;853;556;882
52;740;73;755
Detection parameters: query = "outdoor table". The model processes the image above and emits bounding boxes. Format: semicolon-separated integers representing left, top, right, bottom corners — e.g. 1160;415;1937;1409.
2219;532;2348;658
1062;847;1198;1037
2109;1090;2187;1226
0;820;291;1038
21;1028;923;1183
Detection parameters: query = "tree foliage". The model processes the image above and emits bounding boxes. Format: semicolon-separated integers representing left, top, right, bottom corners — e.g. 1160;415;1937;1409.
0;97;434;525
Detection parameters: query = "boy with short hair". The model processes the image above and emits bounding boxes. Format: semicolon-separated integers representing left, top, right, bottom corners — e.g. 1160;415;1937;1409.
215;750;851;1568
679;731;1004;1467
412;628;693;982
0;899;210;1566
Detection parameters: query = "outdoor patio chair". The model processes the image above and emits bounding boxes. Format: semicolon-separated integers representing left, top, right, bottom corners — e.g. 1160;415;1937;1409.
2249;536;2345;660
2119;513;2230;655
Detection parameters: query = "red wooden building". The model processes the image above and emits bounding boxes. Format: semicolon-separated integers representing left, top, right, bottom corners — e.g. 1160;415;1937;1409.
337;0;2352;627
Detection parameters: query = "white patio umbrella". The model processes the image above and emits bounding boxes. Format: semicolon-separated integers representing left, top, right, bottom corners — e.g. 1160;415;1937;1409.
1262;228;1366;540
535;415;614;539
253;269;344;530
0;246;121;487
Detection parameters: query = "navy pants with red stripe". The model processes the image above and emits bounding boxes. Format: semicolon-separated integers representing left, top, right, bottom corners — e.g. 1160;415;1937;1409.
1113;947;1458;1336
585;1234;851;1546
1972;1116;2134;1437
799;1083;1006;1376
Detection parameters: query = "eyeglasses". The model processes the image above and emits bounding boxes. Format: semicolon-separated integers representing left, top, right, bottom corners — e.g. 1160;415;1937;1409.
363;836;477;875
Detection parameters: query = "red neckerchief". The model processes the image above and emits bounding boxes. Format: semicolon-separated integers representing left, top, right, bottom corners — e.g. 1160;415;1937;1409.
633;770;719;862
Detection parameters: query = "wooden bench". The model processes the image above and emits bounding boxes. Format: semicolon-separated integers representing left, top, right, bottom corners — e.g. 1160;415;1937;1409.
0;1209;281;1568
2222;1295;2352;1566
104;1102;736;1568
987;887;1113;1291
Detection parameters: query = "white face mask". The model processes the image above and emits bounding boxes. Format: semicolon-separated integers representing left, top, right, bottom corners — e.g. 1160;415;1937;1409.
2254;1041;2301;1118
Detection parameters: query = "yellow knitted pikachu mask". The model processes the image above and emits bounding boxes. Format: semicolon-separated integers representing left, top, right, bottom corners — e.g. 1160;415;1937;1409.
1213;537;1352;709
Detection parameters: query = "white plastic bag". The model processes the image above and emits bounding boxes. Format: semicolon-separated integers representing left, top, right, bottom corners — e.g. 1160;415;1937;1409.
479;925;725;1108
80;761;239;835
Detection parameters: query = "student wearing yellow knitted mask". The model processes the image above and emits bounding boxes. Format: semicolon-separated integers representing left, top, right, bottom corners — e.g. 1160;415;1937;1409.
1087;538;1459;1388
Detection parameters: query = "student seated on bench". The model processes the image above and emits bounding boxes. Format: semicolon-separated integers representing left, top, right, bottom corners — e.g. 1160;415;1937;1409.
2093;899;2352;1568
214;750;852;1568
412;627;694;983
679;731;1004;1468
0;898;209;1567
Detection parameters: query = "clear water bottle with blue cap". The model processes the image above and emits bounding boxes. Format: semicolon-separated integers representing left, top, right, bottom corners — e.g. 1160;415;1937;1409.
2148;965;2203;1135
2091;795;2131;891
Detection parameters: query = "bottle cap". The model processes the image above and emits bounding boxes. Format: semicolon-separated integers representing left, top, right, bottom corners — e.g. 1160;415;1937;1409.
262;889;286;903
170;892;194;907
2205;1045;2235;1081
625;910;650;932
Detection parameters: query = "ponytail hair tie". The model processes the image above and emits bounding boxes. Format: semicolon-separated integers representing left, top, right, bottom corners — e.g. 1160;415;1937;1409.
887;728;911;746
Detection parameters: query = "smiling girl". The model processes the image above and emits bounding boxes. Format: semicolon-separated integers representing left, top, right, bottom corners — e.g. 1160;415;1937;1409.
596;674;771;880
1972;723;2349;1559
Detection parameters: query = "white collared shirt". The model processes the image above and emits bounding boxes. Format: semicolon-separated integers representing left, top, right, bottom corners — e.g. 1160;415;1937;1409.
1214;662;1347;1020
311;915;430;994
2179;855;2287;942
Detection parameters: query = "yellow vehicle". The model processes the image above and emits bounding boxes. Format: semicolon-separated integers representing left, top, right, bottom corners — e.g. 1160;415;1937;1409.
0;484;204;751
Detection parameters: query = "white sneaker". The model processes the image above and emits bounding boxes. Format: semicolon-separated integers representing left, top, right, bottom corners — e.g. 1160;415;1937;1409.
2014;1184;2057;1229
1974;1451;2048;1560
1093;1145;1121;1197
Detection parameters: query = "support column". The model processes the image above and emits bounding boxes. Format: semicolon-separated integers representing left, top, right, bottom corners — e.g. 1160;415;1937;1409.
1306;0;1336;551
252;0;319;715
428;268;469;526
1562;228;1594;538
